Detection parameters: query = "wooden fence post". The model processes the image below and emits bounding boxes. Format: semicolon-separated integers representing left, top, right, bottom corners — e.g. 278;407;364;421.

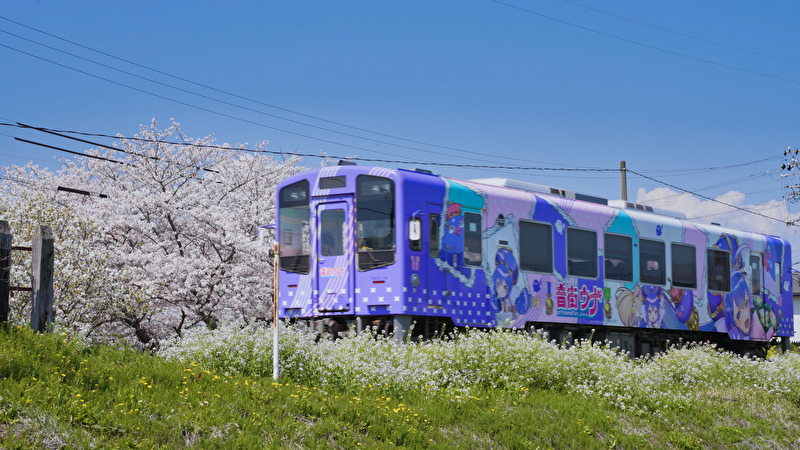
30;225;54;333
0;220;10;326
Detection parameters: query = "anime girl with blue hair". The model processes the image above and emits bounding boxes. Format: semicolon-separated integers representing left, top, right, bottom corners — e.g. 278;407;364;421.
641;286;666;329
492;247;529;321
724;271;751;339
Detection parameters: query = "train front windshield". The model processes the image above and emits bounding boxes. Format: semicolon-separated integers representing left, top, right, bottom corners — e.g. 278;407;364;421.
356;175;395;270
279;180;310;274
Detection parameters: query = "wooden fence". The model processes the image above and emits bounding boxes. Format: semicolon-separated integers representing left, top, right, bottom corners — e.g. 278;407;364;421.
0;220;55;332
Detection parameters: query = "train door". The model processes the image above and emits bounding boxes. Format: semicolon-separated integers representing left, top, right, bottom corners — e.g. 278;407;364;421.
749;253;762;297
315;198;354;313
749;252;764;336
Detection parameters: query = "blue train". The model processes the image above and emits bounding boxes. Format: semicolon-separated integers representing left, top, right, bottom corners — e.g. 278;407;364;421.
276;164;793;354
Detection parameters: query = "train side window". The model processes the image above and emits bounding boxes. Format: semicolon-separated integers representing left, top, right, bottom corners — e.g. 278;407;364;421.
776;262;782;294
639;239;665;285
567;228;597;279
671;243;696;289
464;212;482;266
707;249;731;292
520;221;552;273
409;217;422;252
749;254;761;295
429;213;440;258
604;233;632;282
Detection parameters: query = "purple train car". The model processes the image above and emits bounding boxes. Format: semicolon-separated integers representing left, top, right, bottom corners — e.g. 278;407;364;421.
276;164;793;354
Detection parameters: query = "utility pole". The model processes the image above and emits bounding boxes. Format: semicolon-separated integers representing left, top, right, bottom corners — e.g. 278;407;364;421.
781;147;800;203
780;147;800;227
620;161;628;201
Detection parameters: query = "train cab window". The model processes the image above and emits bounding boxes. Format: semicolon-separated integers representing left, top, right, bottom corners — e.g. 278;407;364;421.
520;221;552;273
567;228;597;278
279;179;310;274
749;254;761;295
604;234;632;282
409;217;422;252
320;209;345;257
356;176;395;271
464;212;482;266
707;249;731;292
639;239;665;285
671;243;696;289
429;213;440;258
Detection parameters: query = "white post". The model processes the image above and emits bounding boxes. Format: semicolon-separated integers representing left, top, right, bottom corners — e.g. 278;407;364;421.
273;243;280;381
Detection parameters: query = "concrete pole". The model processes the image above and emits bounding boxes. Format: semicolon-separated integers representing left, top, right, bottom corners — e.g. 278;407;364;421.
620;161;628;201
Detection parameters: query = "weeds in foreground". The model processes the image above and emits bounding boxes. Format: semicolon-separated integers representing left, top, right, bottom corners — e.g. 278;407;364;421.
1;324;799;448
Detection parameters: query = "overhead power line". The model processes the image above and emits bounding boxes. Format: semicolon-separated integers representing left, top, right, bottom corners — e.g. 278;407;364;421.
490;0;800;86
627;169;795;226
4;120;792;226
0;17;594;170
558;0;800;67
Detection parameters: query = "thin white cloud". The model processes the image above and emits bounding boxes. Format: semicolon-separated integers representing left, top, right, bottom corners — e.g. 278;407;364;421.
636;187;800;258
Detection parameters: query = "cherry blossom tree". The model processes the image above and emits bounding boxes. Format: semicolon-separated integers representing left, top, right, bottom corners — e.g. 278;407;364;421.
1;118;304;347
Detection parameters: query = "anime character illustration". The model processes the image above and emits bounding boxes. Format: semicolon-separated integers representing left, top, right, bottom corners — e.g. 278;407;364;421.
641;286;666;329
724;271;751;339
491;247;530;324
668;280;699;330
616;286;644;327
441;202;464;268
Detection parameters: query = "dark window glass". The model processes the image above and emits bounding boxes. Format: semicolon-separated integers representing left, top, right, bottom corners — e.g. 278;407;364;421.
640;239;666;285
319;176;346;189
749;254;761;295
604;234;632;282
707;249;731;292
429;213;440;258
671;243;696;289
320;209;345;257
567;228;597;278
464;212;482;266
357;176;395;270
520;221;552;273
279;180;310;274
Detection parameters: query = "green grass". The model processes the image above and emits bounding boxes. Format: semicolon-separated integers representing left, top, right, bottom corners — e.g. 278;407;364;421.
1;325;799;449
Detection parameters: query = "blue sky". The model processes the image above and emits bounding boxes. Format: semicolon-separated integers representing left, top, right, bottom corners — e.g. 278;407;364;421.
1;1;800;258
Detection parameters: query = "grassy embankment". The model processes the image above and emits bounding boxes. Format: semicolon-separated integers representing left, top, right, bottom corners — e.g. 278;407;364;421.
1;323;800;449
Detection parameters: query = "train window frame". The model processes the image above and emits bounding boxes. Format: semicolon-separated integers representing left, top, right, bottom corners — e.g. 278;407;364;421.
519;220;553;274
707;248;731;293
671;243;697;289
278;179;310;275
463;212;482;266
749;253;762;296
429;213;440;258
604;233;633;282
567;228;598;279
639;239;666;285
319;208;345;257
356;175;396;271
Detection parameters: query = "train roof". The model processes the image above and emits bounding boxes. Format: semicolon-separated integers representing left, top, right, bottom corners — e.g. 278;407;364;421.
468;177;686;219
